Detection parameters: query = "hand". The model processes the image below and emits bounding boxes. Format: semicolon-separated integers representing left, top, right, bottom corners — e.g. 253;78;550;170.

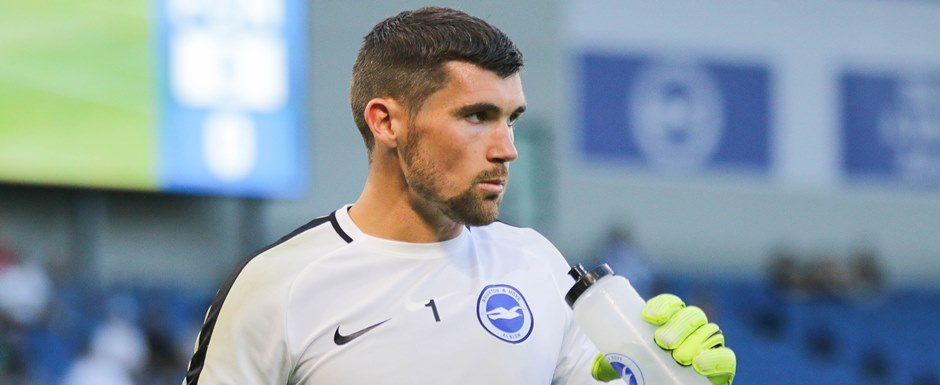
590;294;736;385
644;293;735;385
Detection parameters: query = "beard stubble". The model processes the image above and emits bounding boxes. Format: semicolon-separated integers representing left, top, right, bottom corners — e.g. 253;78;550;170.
401;126;508;226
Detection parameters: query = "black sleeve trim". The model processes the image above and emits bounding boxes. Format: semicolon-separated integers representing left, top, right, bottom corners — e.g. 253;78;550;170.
184;214;333;384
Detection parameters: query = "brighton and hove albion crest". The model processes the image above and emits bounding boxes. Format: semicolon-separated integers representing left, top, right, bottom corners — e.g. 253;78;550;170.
605;353;645;385
476;284;533;343
628;60;725;172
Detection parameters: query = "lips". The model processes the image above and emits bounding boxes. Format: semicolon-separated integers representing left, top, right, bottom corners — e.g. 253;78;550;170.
478;179;506;193
476;166;508;194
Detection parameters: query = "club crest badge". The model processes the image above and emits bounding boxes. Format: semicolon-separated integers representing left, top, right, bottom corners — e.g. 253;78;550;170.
476;284;533;343
605;353;645;385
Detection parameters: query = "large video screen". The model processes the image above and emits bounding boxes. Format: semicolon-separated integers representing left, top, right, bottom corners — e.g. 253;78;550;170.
0;0;307;198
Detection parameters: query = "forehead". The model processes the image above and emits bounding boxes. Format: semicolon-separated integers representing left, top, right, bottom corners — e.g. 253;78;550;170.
426;61;526;109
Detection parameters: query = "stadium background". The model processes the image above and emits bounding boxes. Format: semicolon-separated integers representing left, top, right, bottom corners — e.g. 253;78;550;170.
1;0;939;384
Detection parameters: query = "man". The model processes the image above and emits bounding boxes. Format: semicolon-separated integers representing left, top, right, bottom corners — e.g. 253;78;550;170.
184;6;735;385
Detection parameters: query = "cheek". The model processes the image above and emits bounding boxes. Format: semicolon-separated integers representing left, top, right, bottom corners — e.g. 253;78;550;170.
436;139;479;180
414;122;485;185
422;130;465;164
425;149;467;190
410;136;460;182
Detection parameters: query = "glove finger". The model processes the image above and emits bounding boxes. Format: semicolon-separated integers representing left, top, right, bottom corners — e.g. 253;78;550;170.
590;353;620;382
642;293;685;326
671;322;723;366
654;306;707;350
693;347;736;385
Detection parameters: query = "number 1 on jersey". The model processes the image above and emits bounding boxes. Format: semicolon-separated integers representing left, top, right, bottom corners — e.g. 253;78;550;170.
424;299;441;322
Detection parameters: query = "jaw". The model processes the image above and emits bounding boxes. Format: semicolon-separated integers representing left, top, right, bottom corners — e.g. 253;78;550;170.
409;181;505;227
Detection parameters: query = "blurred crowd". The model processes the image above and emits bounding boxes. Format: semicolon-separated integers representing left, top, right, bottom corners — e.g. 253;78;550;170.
0;239;204;385
767;243;886;303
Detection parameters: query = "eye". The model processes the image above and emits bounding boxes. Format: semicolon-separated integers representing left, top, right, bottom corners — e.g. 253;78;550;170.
466;111;487;124
508;112;522;128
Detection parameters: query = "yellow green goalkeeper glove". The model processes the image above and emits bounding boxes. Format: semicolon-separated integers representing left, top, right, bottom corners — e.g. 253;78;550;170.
591;293;736;385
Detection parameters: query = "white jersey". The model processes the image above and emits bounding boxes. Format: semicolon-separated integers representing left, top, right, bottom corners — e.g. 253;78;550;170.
185;205;604;385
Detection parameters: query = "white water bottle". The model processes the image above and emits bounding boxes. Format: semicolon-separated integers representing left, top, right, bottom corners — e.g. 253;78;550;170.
565;264;710;385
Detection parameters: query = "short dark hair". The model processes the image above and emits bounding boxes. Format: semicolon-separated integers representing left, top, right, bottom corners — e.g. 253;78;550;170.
350;6;524;154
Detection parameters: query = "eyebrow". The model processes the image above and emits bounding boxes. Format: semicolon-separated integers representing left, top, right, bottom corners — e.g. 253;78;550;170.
453;103;527;117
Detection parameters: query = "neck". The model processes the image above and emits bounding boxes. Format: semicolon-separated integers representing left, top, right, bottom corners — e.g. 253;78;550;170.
349;163;463;243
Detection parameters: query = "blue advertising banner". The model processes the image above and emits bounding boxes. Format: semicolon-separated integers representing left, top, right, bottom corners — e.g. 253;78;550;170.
842;72;940;187
157;0;308;198
579;53;770;173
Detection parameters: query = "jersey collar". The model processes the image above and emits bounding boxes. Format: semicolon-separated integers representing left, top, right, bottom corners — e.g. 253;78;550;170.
333;204;471;258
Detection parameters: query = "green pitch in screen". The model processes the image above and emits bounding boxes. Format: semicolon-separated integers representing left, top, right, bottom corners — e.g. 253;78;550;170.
0;0;156;190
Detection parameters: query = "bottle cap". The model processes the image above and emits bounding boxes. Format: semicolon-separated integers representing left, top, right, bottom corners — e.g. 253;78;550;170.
565;263;614;308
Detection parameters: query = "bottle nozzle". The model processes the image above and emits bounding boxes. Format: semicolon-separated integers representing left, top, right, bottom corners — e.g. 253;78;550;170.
568;264;587;280
565;263;616;308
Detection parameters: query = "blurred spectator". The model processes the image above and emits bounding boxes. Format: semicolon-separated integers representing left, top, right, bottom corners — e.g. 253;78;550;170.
0;241;53;384
60;293;149;385
139;290;199;384
60;353;135;385
0;328;27;385
0;259;53;326
768;246;809;300
0;241;15;271
806;255;852;300
595;226;657;299
846;245;885;302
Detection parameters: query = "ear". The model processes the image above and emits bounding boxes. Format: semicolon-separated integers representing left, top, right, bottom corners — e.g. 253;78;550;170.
364;97;407;149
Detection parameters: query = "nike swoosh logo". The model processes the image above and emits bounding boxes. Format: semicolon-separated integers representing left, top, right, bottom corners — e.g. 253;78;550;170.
333;319;391;345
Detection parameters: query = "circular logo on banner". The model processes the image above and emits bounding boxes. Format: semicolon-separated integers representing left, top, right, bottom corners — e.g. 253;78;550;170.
878;77;940;184
476;284;533;343
628;60;725;171
605;353;645;385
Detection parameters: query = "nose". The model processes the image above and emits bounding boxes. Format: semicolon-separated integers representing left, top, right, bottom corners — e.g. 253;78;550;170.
487;123;518;163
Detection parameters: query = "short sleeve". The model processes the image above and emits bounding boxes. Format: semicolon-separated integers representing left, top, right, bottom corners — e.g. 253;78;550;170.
184;257;293;385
